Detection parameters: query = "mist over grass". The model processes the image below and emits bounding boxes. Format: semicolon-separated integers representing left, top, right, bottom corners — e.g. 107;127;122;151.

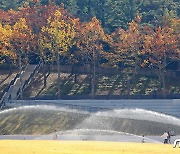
0;106;180;136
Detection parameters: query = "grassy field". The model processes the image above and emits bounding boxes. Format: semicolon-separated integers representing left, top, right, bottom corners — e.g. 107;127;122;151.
23;72;180;99
0;140;179;154
0;70;180;99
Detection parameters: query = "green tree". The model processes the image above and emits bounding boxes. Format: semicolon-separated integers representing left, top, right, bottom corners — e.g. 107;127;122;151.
135;0;180;26
95;0;136;32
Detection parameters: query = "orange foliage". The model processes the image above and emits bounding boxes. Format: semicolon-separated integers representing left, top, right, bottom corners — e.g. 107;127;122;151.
143;26;178;68
77;17;111;63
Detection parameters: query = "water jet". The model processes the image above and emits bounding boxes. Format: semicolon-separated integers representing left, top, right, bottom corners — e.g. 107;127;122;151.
0;105;180;138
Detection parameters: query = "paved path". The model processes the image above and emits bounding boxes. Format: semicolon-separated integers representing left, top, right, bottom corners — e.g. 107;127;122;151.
1;135;180;144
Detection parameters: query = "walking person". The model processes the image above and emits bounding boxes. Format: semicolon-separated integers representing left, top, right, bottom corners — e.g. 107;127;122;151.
167;132;171;144
142;135;145;143
153;89;157;99
53;130;58;140
161;131;168;144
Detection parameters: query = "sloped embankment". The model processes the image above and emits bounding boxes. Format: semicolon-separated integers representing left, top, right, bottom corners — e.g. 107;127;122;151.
0;107;180;136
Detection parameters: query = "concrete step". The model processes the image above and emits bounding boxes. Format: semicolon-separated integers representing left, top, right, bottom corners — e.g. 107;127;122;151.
4;64;38;102
26;65;37;72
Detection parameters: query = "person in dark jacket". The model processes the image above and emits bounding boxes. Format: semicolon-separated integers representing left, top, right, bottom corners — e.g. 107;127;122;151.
167;132;171;144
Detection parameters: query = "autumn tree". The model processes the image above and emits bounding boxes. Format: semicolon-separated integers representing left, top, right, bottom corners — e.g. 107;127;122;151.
0;23;16;66
39;10;75;98
143;26;179;97
170;18;180;52
13;2;71;88
22;2;60;88
112;13;143;95
77;17;111;97
10;18;34;99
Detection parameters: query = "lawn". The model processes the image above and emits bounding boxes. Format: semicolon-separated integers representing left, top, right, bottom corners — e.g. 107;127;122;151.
0;140;179;154
23;71;180;99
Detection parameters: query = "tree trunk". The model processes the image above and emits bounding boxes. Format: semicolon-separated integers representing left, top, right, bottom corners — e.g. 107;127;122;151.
72;64;77;83
42;60;47;88
43;63;50;88
161;70;166;98
127;77;130;96
91;50;96;98
8;59;12;74
74;74;77;83
57;53;61;99
19;54;23;100
91;74;94;98
158;69;166;98
127;58;138;97
157;71;162;89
